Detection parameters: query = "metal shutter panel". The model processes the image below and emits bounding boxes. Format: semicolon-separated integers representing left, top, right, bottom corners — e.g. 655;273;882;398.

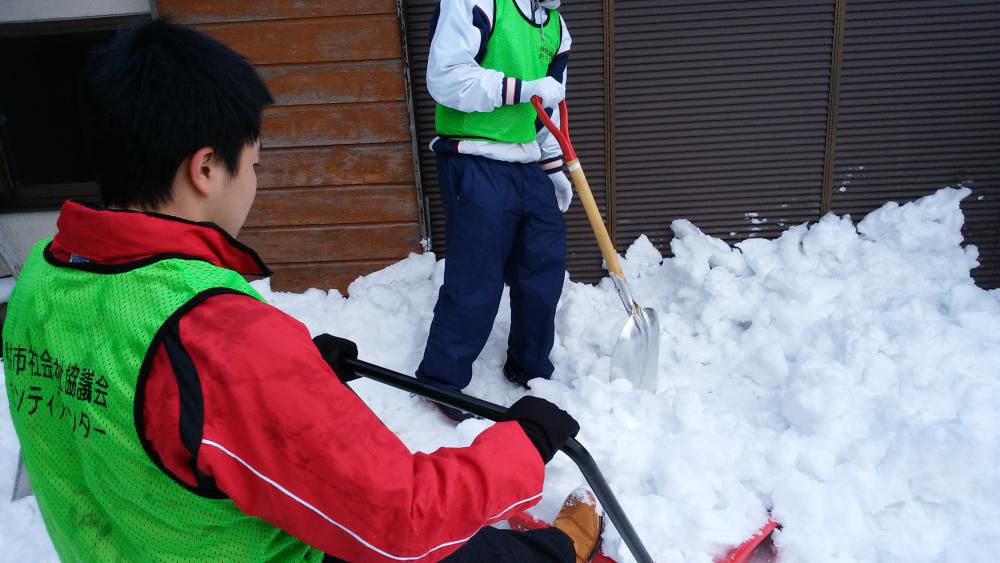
612;0;835;251
833;0;1000;288
402;0;443;252
558;0;611;282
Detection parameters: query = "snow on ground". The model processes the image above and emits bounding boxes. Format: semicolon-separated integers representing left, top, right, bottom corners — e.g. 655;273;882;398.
2;187;999;562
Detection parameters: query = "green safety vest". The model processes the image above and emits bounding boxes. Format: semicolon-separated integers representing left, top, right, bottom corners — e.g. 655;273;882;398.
435;0;562;144
3;240;323;562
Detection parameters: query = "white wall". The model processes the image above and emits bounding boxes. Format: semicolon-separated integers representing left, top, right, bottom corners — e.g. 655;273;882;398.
0;0;151;23
0;211;59;275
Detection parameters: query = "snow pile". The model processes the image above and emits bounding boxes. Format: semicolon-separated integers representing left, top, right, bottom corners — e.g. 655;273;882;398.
2;187;999;562
0;382;52;559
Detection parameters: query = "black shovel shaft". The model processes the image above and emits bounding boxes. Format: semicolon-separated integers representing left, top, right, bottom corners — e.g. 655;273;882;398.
343;358;654;563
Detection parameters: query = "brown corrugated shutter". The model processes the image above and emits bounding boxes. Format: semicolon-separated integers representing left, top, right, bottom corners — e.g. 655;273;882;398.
159;0;422;292
832;0;1000;288
403;0;609;281
555;0;610;282
400;0;442;252
612;0;835;251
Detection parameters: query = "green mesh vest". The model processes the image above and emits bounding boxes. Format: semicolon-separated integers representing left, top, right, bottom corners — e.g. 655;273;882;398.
3;240;323;562
435;0;561;144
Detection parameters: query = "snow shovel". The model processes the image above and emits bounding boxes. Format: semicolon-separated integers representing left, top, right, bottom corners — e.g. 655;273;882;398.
341;356;655;563
508;510;779;563
532;98;660;392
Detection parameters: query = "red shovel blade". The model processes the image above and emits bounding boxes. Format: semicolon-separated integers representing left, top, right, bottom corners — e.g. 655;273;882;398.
507;511;779;563
715;519;780;563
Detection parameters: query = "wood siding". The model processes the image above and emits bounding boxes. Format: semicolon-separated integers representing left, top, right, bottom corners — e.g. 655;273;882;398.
158;0;422;292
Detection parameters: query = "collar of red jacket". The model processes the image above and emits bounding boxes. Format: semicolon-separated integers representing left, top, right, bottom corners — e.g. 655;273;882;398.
48;201;271;276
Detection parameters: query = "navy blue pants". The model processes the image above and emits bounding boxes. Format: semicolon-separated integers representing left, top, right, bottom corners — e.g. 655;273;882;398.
418;153;567;391
442;526;574;562
325;526;574;562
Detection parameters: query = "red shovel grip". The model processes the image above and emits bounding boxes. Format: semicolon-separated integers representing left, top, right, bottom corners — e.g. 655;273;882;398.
531;97;576;162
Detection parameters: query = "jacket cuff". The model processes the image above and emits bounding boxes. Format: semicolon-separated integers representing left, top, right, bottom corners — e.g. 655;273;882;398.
429;136;461;154
502;77;524;105
540;156;564;174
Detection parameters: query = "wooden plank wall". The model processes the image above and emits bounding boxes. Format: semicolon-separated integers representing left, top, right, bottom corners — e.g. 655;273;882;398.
157;0;422;292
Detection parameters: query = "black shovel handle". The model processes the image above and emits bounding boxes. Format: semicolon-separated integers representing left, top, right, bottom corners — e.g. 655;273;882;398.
343;357;654;563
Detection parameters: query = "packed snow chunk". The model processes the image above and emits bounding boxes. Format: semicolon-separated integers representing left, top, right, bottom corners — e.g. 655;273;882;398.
670;219;749;281
624;234;663;268
857;186;969;252
800;212;861;265
747;343;790;388
780;373;854;432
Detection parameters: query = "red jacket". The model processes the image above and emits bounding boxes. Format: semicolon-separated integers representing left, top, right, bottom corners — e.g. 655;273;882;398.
47;202;545;562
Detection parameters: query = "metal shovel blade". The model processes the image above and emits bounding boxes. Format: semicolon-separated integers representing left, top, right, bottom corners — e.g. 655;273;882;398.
610;306;660;392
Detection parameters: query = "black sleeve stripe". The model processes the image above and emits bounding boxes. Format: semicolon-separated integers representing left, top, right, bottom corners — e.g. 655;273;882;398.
557;12;564;52
548;51;570;83
535;106;555;133
134;287;253;500
164;323;222;496
472;5;494;64
429;4;441;46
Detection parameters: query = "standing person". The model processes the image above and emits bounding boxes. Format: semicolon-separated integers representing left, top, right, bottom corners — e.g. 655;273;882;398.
418;0;573;421
2;20;603;562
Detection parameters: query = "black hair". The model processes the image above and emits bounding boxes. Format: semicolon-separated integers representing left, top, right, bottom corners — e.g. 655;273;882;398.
81;18;274;209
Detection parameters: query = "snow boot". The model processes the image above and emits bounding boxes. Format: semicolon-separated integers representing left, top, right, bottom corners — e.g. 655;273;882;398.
425;398;481;423
553;489;604;563
503;358;533;389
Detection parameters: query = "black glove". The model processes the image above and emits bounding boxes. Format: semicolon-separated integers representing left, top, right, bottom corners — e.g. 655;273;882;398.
506;396;580;464
312;334;360;384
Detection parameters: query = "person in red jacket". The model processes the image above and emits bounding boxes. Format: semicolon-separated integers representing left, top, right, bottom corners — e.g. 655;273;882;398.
6;19;602;563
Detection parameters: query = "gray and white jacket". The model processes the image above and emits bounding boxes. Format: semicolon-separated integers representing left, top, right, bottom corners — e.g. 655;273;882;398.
426;0;572;172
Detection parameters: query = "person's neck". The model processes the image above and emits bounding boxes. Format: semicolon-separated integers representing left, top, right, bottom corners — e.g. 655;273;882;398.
120;199;208;225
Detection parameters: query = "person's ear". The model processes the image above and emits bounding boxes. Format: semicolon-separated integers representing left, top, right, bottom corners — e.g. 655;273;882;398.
188;147;219;197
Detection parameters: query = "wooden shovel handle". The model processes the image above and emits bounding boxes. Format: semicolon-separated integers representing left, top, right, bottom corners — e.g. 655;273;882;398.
533;98;624;278
565;162;624;278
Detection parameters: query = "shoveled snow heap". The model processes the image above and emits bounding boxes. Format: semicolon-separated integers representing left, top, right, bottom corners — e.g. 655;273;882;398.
2;187;998;562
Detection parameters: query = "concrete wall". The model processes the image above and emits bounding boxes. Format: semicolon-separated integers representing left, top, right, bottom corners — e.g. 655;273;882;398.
0;0;150;23
0;212;58;275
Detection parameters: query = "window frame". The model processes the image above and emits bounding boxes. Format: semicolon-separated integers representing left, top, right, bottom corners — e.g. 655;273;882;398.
0;14;151;212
